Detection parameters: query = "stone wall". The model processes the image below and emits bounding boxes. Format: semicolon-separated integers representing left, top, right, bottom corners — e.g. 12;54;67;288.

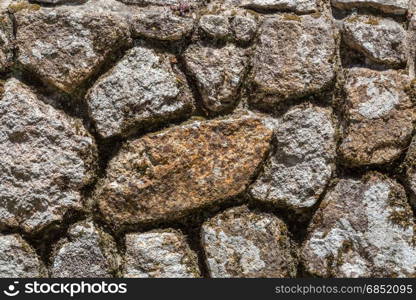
1;0;416;278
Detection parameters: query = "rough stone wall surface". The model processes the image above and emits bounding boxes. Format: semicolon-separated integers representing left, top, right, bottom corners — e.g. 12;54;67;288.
1;0;416;278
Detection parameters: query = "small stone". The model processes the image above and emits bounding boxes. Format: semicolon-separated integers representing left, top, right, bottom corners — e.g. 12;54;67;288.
342;15;406;67
130;6;195;41
240;0;317;13
231;15;257;42
0;7;14;72
201;206;298;278
199;15;230;39
249;14;336;107
0;234;46;278
123;229;200;278
183;43;249;113
15;0;131;93
301;173;416;277
250;105;336;210
87;45;194;138
332;0;409;15
97;114;272;227
339;68;415;166
51;221;119;278
0;78;97;233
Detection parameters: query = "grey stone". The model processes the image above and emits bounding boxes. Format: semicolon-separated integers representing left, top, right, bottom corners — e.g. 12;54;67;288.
0;78;97;233
15;0;131;93
0;4;14;72
339;68;415;166
231;15;257;42
183;43;249;112
0;234;46;278
249;14;337;107
51;221;119;278
123;229;200;278
332;0;409;14
201;206;298;278
250;105;336;211
199;15;230;39
342;15;406;67
87;45;194;138
302;173;416;277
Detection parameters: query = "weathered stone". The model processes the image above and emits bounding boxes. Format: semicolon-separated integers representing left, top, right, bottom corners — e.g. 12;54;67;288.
201;206;298;278
332;0;409;15
0;234;46;278
0;78;97;233
183;43;249;113
0;5;14;72
241;0;317;13
97;115;272;227
123;229;200;278
130;6;196;41
51;221;119;278
15;0;131;93
302;173;416;277
339;68;415;166
342;15;406;67
87;45;194;138
404;136;416;208
119;0;199;5
231;15;257;42
199;15;230;39
34;0;83;3
249;14;337;107
250;105;336;210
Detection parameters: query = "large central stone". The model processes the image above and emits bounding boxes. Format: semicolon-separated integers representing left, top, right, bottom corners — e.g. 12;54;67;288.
96;115;272;227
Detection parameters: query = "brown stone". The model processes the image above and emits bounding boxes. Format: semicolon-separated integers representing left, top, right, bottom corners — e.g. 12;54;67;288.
96;114;273;227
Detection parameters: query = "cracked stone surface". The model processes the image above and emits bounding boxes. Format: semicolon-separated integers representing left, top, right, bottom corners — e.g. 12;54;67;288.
331;0;409;14
96;114;273;227
301;173;416;277
342;15;406;67
15;0;131;93
0;6;14;72
249;14;337;107
339;68;415;166
123;229;200;278
240;0;318;13
87;45;194;138
50;221;119;278
0;234;46;278
0;78;97;233
129;6;197;41
183;43;249;113
250;105;336;211
201;206;298;278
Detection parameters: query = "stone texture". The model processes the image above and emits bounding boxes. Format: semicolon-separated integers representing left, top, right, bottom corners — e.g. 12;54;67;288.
302;173;416;277
250;105;336;210
339;68;415;166
332;0;409;14
51;221;119;278
0;234;46;278
87;45;194;138
183;43;249;113
240;0;318;13
123;229;200;278
231;15;258;43
404;136;416;208
342;15;406;67
0;5;14;72
249;14;337;107
199;15;230;39
0;78;97;233
15;0;131;93
97;114;273;227
201;206;298;278
130;6;196;41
